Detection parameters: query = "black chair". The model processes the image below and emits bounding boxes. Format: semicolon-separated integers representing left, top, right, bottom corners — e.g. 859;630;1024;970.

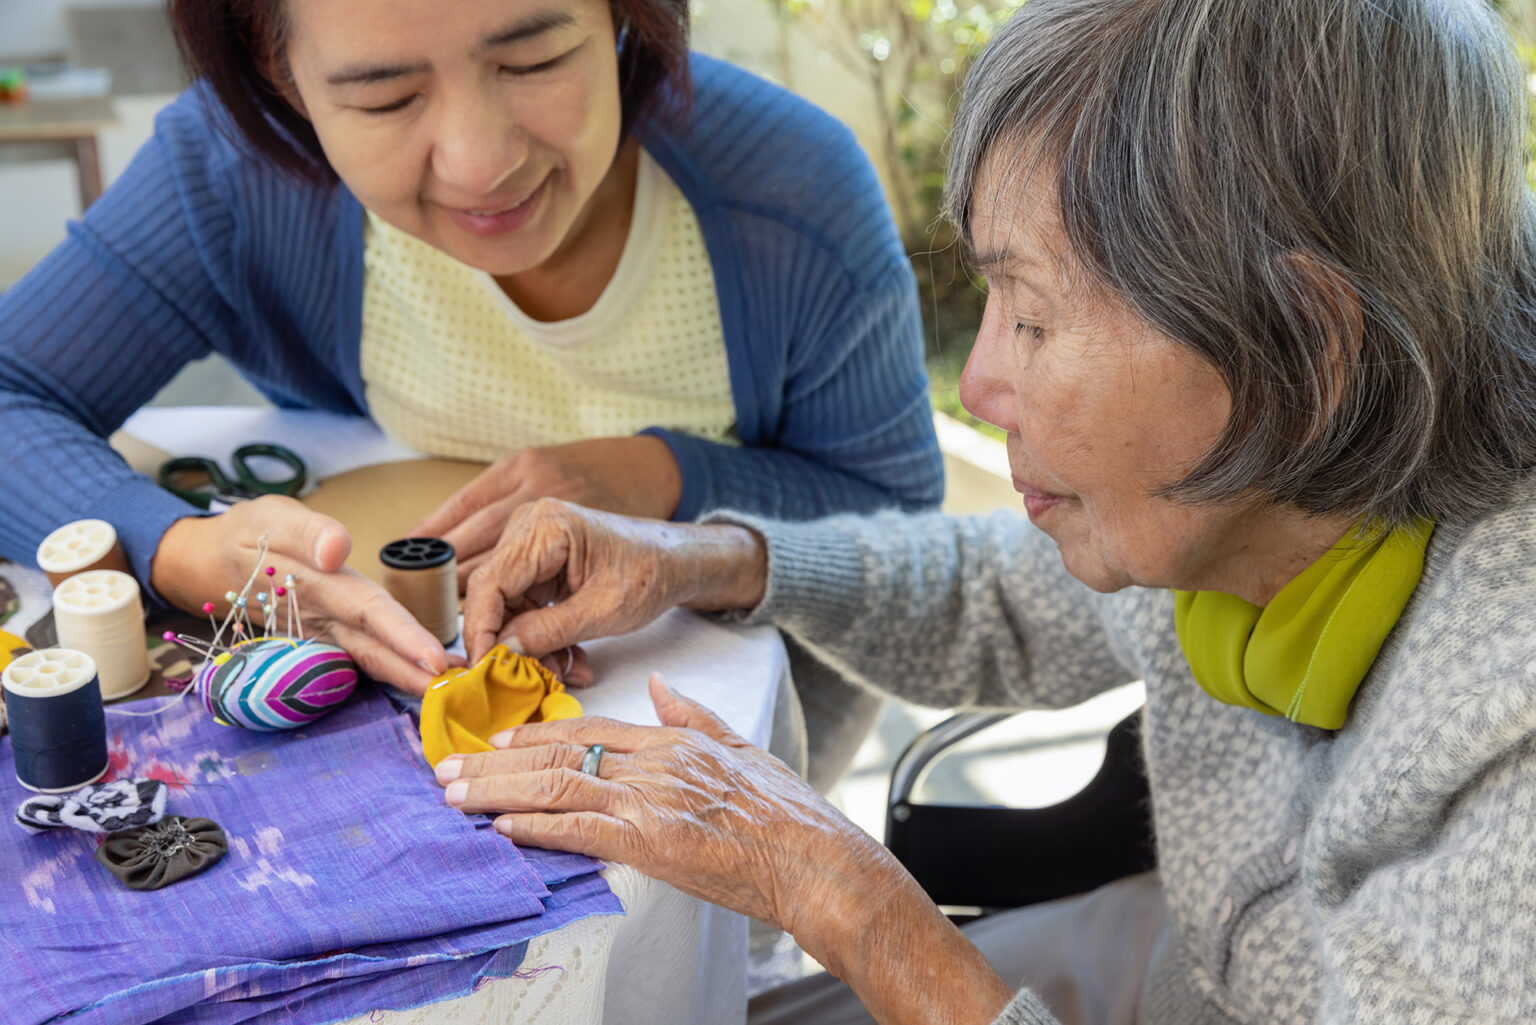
884;709;1156;913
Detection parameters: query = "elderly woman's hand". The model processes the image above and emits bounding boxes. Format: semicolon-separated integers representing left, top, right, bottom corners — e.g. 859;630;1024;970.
438;674;864;931
437;674;1015;1025
411;437;684;589
459;498;767;665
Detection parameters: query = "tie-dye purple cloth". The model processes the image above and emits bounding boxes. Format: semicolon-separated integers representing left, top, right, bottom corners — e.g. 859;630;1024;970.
0;687;621;1025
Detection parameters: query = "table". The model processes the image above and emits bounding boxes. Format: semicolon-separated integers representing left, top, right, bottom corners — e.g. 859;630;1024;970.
0;96;117;210
34;408;797;1024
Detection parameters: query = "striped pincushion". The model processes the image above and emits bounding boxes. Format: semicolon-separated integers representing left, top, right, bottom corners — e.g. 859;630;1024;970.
196;637;358;731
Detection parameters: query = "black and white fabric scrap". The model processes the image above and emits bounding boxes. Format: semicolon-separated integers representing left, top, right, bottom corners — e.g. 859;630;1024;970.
15;778;168;835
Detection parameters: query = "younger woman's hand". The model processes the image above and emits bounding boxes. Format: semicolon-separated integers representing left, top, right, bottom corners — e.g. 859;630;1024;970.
151;495;455;694
411;436;684;590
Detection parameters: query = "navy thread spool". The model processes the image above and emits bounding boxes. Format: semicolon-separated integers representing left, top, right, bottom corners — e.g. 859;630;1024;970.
380;538;459;645
3;648;108;793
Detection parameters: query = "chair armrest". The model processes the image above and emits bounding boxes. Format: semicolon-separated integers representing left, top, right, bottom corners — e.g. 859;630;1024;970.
888;711;1016;809
884;709;1155;910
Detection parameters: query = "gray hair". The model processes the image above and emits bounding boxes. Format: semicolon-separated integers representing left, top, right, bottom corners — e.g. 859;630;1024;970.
946;0;1536;527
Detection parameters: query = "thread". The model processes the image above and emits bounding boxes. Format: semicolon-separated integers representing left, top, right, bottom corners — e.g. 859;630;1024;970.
35;519;131;588
52;570;150;700
380;538;459;645
3;648;107;793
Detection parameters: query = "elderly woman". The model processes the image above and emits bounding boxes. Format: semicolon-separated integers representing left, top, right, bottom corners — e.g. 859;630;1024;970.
438;0;1536;1021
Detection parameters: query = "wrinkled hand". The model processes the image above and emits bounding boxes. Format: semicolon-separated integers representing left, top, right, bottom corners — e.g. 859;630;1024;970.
151;496;457;695
437;674;890;941
411;436;683;590
460;499;767;665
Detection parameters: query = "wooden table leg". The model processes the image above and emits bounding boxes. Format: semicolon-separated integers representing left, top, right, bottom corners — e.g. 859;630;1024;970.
74;135;104;210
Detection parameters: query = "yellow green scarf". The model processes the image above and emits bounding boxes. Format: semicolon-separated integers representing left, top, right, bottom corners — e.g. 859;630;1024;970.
1173;519;1434;729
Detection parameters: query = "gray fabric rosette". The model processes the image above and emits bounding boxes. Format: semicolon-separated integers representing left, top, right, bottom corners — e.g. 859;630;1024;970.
95;815;228;890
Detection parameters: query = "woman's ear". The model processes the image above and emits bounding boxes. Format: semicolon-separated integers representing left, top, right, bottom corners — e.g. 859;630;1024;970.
1286;251;1363;422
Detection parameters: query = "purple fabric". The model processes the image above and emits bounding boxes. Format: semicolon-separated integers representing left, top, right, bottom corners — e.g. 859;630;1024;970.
0;687;621;1025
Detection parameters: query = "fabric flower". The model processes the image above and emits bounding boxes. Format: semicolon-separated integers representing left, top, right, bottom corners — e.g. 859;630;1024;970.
14;779;167;835
95;816;228;891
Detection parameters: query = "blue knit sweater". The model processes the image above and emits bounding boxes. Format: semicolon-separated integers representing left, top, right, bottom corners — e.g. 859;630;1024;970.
0;55;942;588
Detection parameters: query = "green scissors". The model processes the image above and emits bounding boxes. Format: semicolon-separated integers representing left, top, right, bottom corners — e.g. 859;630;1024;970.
158;443;309;510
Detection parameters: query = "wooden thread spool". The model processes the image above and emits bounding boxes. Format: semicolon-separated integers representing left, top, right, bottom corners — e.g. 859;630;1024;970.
52;570;150;700
35;519;132;587
3;648;107;793
380;538;459;645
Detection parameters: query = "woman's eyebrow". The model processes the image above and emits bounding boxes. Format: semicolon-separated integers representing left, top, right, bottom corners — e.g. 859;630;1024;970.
971;245;1049;281
325;11;578;86
478;11;578;52
326;61;427;87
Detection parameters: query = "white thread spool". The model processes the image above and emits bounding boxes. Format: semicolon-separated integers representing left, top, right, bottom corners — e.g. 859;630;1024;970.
52;570;150;700
35;519;132;588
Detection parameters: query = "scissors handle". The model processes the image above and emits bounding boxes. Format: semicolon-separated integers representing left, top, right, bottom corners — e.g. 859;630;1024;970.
229;443;308;497
158;456;250;510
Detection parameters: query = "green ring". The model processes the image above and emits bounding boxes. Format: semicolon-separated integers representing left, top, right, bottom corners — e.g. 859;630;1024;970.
580;744;605;777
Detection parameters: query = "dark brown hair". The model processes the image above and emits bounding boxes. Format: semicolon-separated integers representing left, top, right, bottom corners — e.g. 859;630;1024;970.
168;0;691;183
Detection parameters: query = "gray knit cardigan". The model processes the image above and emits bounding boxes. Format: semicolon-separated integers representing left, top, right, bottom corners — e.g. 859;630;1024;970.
723;493;1536;1024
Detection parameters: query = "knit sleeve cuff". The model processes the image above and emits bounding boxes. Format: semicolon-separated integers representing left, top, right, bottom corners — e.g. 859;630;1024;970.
640;427;713;522
81;475;212;608
699;510;868;630
993;988;1060;1025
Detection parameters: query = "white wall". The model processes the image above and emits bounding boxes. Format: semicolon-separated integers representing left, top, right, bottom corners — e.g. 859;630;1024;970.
0;0;157;61
0;95;175;288
692;1;894;196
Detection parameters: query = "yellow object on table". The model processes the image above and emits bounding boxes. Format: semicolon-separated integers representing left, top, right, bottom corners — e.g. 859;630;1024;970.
0;629;31;674
419;645;582;767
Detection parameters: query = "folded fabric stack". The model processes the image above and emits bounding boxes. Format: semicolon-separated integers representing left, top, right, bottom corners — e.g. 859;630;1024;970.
0;687;622;1025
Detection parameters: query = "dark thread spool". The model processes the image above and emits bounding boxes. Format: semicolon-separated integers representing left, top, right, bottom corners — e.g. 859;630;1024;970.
3;648;108;793
380;538;459;645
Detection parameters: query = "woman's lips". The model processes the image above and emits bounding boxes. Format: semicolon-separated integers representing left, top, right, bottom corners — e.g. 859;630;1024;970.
441;178;548;238
1013;477;1068;520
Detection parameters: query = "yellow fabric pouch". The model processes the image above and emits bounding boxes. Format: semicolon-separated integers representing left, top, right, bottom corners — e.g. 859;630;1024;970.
419;645;583;767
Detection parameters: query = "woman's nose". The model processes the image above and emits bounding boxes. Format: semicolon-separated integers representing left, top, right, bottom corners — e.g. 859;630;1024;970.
958;298;1022;434
431;93;527;197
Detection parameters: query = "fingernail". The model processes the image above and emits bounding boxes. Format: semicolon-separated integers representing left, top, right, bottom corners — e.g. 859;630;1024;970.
489;730;513;748
418;656;444;676
504;636;524;655
435;755;463;783
444;781;468;805
494;818;513;837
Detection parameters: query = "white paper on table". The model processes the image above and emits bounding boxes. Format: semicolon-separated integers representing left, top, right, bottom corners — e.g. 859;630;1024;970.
122;407;425;485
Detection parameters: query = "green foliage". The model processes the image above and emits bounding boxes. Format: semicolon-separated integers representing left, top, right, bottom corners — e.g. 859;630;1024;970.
761;0;1024;244
760;0;1023;391
766;1;1536;403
